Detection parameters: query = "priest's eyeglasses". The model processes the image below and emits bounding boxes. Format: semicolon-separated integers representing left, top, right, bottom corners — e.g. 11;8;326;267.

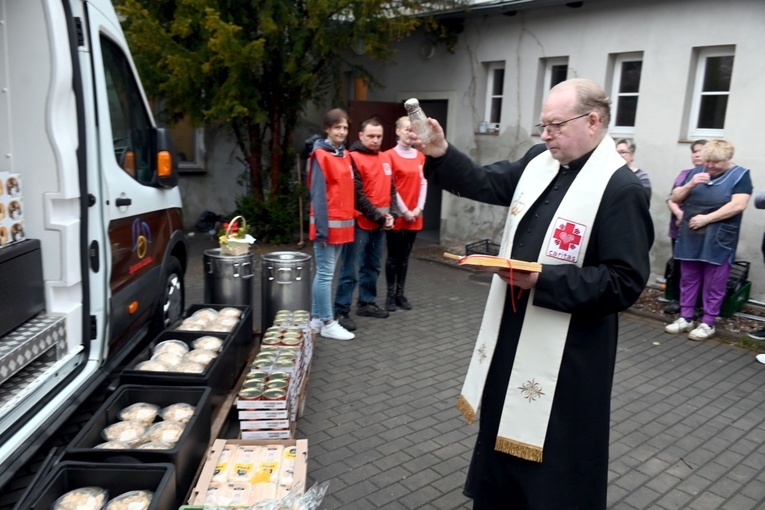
535;112;591;137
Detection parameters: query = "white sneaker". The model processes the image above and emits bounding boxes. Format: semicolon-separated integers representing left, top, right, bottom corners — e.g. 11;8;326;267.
665;317;694;334
309;318;323;332
320;320;355;341
688;323;715;341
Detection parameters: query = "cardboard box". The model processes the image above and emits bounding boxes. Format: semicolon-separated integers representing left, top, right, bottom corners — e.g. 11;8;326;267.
188;438;307;506
239;419;291;430
251;348;303;375
240;425;295;440
0;172;24;249
236;396;290;410
236;374;297;410
238;408;290;420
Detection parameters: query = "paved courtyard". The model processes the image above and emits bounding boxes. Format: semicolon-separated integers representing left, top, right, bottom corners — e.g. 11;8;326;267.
186;234;765;510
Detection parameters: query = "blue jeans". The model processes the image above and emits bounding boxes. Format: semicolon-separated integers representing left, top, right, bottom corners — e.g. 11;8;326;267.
311;242;344;322
334;226;384;314
334;239;358;316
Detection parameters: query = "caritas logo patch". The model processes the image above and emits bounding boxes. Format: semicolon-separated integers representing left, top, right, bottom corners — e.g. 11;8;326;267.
546;218;586;263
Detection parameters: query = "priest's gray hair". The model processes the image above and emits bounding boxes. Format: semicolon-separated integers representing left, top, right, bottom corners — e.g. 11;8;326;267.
557;78;612;129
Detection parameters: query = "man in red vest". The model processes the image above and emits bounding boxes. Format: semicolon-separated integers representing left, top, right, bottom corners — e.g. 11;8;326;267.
334;118;399;328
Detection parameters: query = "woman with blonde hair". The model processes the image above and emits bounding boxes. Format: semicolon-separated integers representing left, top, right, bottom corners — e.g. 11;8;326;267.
665;139;752;340
383;116;427;311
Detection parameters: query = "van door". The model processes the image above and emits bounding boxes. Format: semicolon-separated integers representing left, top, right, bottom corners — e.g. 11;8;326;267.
85;2;185;352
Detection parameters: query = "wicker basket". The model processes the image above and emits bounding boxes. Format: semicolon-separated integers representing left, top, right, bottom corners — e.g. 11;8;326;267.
219;216;251;256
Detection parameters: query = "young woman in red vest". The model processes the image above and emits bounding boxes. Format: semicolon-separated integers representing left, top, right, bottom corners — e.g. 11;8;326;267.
384;116;428;311
308;109;356;340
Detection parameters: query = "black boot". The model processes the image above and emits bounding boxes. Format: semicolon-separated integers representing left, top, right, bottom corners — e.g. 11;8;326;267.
395;294;412;310
386;294;397;312
385;255;398;311
395;263;412;310
385;282;397;312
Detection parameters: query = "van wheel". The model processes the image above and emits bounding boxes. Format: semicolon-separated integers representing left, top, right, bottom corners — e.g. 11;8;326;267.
153;256;184;331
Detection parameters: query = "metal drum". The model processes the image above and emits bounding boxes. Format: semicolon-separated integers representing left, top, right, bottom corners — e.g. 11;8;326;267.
260;251;312;332
203;248;254;307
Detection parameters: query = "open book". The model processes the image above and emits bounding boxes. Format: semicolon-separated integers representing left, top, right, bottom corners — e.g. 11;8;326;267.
443;252;542;273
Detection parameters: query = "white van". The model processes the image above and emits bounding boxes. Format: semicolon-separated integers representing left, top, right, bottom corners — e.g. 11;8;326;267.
0;0;187;485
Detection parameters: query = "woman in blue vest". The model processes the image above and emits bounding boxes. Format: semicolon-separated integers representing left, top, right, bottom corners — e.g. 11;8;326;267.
665;139;752;341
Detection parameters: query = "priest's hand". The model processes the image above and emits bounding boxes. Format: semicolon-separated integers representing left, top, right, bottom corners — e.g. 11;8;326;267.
498;270;538;289
410;118;448;158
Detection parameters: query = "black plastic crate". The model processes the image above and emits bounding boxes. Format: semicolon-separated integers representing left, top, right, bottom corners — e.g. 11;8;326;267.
0;239;45;337
63;385;211;499
466;239;500;256
726;261;750;295
26;461;176;509
176;304;254;373
664;275;677;302
120;331;234;409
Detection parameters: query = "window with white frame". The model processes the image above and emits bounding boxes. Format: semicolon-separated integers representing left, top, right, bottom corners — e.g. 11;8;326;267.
153;104;206;173
484;62;505;130
689;47;735;138
533;57;568;136
171;119;205;172
544;57;568;92
610;53;643;136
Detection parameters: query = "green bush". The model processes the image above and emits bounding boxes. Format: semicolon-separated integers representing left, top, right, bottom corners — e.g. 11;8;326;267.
234;188;304;244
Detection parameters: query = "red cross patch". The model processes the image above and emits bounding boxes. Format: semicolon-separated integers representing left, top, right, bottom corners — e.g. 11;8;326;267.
546;218;586;263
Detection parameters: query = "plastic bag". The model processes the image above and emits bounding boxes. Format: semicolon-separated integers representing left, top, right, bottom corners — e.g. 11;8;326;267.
243;480;330;510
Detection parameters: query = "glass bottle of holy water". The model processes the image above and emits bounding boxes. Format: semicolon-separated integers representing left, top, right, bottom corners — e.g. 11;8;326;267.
404;98;435;144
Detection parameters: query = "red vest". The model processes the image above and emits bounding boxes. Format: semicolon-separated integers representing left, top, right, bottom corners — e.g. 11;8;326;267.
386;149;426;231
350;151;393;231
309;150;355;244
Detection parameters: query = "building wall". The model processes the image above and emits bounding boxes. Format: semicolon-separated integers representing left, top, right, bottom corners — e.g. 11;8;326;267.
178;125;246;230
353;0;765;298
178;119;326;234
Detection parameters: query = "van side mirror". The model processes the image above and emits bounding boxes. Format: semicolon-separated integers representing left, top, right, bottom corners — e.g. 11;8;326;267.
153;127;179;188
